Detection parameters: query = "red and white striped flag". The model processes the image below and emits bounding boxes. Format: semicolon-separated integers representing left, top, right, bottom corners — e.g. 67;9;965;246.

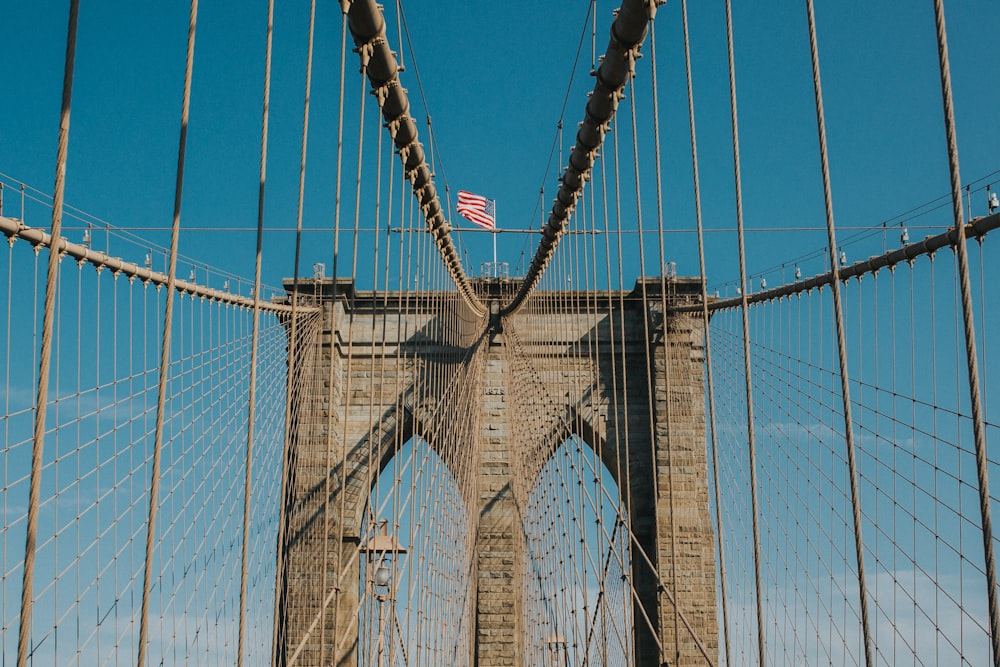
456;190;496;230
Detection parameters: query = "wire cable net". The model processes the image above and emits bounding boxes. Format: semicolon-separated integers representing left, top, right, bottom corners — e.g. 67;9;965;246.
0;233;316;664
710;239;998;665
2;0;998;664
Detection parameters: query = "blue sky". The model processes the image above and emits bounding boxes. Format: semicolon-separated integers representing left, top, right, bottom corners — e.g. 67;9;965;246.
0;3;997;663
0;0;997;292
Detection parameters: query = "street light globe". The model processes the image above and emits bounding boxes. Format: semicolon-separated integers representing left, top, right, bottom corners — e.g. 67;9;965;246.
374;565;391;588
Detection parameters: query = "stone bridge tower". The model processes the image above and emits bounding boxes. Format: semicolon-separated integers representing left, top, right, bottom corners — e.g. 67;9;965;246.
274;277;718;666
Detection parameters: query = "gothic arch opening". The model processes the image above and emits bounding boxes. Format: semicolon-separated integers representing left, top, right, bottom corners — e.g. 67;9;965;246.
358;435;474;666
521;434;634;666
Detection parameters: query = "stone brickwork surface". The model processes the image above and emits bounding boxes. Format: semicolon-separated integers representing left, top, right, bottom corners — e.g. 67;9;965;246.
502;279;718;665
650;309;719;664
474;330;523;666
276;281;480;666
276;278;717;666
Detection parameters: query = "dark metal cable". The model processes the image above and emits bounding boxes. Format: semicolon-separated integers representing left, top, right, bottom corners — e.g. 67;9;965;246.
346;0;483;312
0;216;301;312
930;0;1000;664
328;26;364;663
18;2;81;664
723;0;767;662
136;2;197;665
237;0;273;662
803;2;874;664
676;213;1000;313
504;0;651;314
680;0;732;661
626;64;663;664
272;0;316;661
645;13;688;664
395;3;452;198
526;0;598;229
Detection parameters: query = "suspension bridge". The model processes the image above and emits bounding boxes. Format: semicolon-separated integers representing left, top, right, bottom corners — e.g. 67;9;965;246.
1;0;998;665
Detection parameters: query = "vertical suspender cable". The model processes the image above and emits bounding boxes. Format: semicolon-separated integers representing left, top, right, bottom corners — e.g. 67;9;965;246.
324;60;369;667
272;0;316;661
18;2;80;665
627;65;666;657
610;116;639;641
802;2;874;664
722;0;767;662
599;115;632;657
318;2;347;664
680;0;732;661
325;9;349;663
136;2;197;665
238;0;274;663
645;14;686;662
929;1;1000;663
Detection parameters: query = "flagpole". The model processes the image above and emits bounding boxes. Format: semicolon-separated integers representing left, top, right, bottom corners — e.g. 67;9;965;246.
492;199;497;266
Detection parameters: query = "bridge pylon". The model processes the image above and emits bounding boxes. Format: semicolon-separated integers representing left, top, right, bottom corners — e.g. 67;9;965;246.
275;277;718;666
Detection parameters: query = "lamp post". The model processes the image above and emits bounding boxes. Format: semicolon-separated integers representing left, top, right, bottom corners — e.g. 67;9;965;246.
362;519;407;667
547;634;568;667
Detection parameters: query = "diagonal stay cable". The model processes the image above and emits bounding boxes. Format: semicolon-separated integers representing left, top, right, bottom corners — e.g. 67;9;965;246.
345;0;484;315
136;1;197;664
18;4;81;664
503;0;652;315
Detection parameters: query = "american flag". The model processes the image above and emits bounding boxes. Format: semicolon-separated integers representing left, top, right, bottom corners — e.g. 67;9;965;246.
456;190;496;230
